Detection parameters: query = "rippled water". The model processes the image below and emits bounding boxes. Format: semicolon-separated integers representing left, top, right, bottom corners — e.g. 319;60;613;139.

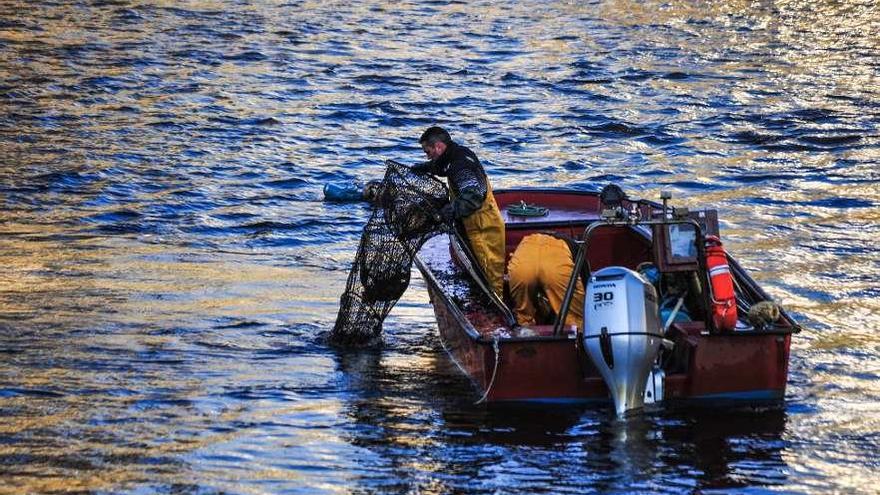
1;1;878;493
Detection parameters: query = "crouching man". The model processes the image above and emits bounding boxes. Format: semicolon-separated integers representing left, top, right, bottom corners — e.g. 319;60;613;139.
508;233;585;328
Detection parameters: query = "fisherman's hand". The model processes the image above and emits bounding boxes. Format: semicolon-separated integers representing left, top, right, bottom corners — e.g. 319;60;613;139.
439;203;456;224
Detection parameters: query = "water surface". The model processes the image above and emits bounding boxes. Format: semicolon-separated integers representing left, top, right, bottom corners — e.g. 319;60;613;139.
1;1;879;493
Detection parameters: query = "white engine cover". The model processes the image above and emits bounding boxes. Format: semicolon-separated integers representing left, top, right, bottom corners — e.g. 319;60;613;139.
584;266;662;416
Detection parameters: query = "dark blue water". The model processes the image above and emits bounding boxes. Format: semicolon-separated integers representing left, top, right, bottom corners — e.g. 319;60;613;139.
1;1;879;493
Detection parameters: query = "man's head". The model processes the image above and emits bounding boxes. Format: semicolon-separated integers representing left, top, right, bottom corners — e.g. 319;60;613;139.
419;126;452;161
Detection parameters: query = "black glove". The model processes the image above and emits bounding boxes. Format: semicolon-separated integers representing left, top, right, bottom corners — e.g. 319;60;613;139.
439;203;456;224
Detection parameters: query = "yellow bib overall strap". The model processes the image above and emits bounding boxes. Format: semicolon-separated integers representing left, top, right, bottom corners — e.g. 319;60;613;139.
450;180;506;295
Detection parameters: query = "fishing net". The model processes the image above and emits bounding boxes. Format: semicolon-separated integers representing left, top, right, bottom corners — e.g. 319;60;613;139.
330;160;449;346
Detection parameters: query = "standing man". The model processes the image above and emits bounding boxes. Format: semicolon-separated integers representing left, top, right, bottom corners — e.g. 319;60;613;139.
413;126;505;295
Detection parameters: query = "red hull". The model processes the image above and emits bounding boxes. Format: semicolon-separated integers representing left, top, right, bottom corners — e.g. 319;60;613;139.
415;189;797;406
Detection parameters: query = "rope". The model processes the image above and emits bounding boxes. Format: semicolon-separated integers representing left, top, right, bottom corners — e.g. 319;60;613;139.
474;336;501;405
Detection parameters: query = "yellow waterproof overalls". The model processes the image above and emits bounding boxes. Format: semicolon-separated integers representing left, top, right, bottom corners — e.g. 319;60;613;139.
453;181;506;295
508;233;585;328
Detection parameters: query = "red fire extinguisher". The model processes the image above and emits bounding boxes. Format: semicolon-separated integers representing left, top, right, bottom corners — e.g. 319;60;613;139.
705;235;738;331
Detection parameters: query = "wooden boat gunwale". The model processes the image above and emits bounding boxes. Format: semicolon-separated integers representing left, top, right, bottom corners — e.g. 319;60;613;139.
415;251;585;344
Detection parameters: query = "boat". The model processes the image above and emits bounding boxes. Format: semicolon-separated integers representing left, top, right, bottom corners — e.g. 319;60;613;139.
413;187;800;414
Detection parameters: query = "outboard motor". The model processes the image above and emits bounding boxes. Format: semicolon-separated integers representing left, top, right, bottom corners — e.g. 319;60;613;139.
584;266;662;416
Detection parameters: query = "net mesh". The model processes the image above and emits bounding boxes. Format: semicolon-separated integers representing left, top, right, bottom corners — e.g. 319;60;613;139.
330;160;449;346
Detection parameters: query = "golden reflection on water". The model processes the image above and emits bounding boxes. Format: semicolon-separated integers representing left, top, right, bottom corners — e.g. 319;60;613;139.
1;0;879;492
0;228;348;492
0;233;337;325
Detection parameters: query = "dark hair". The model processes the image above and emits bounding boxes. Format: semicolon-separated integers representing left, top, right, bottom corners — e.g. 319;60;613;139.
419;126;452;145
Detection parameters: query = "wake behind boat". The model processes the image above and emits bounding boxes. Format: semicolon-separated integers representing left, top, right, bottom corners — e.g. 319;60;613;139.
414;187;800;414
